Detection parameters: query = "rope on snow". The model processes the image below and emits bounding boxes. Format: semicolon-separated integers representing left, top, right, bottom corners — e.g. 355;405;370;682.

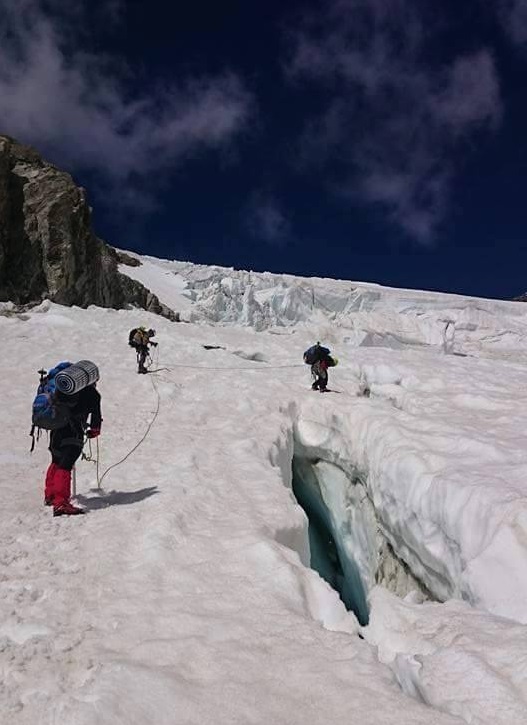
76;348;319;490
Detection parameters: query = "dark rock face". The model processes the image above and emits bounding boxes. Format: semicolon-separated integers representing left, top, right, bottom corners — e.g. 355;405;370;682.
113;249;142;267
0;135;175;319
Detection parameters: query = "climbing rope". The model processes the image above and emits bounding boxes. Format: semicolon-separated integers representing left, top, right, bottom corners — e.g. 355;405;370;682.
96;351;162;488
75;347;324;491
75;345;162;490
155;361;304;372
81;436;101;488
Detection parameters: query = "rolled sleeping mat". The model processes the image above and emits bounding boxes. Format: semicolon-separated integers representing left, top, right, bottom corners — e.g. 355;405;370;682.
55;360;99;395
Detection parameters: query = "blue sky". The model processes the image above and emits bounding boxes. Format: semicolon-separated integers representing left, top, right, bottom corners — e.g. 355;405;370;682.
1;0;527;298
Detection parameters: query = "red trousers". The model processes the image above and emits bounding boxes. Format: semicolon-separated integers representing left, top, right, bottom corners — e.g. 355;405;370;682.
44;463;72;507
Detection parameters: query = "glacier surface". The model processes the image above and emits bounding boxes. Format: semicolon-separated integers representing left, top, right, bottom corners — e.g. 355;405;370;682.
2;256;527;723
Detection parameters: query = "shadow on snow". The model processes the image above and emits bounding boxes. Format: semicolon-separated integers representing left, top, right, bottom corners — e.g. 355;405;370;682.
76;486;159;510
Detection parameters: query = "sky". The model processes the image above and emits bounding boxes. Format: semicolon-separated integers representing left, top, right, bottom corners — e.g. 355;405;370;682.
1;0;527;299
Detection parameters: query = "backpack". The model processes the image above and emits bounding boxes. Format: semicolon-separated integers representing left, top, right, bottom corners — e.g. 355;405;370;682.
128;328;138;347
30;362;73;449
303;344;330;365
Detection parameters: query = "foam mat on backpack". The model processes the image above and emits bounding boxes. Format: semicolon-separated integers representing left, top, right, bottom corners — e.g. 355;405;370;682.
55;360;99;395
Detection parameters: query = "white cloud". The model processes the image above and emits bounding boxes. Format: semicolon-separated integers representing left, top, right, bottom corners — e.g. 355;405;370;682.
287;0;502;242
496;0;527;45
432;52;502;132
0;0;251;203
245;193;291;245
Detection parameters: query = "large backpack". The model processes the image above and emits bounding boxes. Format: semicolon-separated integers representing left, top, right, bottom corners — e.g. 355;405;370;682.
128;328;139;347
303;344;330;365
30;362;73;449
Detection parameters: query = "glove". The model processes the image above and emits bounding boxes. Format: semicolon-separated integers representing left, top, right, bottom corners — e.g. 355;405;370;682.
86;428;101;439
151;342;158;347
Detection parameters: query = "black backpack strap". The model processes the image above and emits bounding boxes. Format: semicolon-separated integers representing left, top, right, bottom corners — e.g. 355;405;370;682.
29;425;45;453
29;425;37;453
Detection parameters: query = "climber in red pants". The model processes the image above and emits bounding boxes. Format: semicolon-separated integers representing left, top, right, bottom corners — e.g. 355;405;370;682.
44;384;102;516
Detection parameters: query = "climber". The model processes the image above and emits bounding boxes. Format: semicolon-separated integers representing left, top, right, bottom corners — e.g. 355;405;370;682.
45;382;102;516
303;342;338;392
129;326;158;374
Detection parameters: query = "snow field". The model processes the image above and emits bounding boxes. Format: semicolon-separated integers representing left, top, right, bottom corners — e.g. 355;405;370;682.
1;302;461;725
3;252;527;724
367;587;527;722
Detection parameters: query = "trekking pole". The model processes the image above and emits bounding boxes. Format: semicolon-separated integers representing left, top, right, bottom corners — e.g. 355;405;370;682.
80;435;102;490
96;437;101;489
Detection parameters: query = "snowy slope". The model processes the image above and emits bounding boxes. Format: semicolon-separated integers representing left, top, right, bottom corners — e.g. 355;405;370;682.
2;257;527;724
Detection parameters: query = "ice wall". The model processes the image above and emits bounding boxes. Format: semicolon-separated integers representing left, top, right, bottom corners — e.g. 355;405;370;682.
120;254;527;361
292;380;527;623
292;454;429;621
292;456;370;625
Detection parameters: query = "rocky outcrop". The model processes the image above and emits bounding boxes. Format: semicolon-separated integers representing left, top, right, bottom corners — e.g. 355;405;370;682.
0;135;176;319
112;248;142;268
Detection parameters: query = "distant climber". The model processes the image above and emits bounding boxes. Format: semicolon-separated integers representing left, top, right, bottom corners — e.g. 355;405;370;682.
303;342;338;392
31;361;102;516
129;327;158;374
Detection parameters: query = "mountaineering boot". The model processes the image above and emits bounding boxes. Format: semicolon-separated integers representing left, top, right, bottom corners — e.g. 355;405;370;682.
44;462;57;505
53;501;85;516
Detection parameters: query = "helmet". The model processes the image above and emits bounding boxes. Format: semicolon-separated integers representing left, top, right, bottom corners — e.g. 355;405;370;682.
148;329;156;337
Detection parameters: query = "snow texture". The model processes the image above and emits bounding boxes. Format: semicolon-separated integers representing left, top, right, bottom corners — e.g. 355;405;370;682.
2;255;527;724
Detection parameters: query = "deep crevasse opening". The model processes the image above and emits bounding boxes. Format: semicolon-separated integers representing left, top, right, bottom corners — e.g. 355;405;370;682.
291;451;431;626
292;456;370;625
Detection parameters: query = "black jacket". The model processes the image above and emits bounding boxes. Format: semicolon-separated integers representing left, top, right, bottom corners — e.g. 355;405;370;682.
58;385;102;430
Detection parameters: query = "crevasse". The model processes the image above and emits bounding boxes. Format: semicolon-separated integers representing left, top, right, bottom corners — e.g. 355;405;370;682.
291;452;430;624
